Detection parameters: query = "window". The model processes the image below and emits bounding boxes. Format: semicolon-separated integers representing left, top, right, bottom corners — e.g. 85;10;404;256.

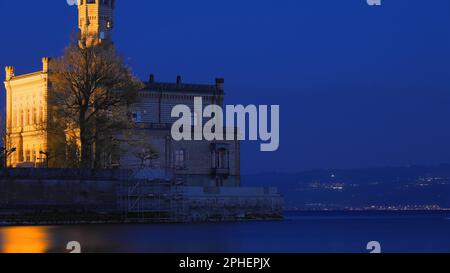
132;111;143;123
217;149;229;169
174;149;186;169
33;108;37;125
25;150;31;162
27;109;31;126
20;110;24;127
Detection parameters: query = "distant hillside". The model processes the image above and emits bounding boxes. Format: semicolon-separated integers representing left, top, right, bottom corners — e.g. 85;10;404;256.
242;164;450;210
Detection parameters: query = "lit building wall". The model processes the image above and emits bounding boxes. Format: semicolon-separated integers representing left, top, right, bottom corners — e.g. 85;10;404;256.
78;0;115;44
3;58;50;167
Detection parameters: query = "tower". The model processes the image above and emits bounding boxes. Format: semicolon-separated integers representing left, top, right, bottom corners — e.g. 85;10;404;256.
78;0;115;45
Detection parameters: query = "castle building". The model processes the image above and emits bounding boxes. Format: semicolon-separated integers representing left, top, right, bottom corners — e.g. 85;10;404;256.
3;0;240;187
122;76;241;187
3;0;116;167
3;59;51;168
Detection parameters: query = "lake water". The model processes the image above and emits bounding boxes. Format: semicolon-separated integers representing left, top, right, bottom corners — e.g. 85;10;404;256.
1;211;450;253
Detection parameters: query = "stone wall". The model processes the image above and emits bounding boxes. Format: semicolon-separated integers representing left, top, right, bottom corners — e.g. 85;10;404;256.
183;187;283;222
0;169;126;224
0;169;282;225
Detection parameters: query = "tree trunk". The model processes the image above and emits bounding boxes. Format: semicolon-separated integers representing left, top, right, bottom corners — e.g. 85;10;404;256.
92;116;102;169
94;138;102;169
79;111;90;169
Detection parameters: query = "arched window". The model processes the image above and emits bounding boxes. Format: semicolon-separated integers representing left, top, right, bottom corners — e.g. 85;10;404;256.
33;108;37;125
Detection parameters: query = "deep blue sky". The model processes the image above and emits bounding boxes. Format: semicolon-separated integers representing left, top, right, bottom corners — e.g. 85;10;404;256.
1;0;450;174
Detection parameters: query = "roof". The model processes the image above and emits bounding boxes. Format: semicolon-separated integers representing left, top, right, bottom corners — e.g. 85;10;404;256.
8;71;43;81
143;81;224;95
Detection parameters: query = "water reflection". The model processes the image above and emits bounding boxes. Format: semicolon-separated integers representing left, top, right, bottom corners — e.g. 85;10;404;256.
0;213;448;253
0;226;50;253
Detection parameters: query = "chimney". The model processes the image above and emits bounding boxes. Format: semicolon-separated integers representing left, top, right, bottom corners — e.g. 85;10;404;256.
215;78;224;91
149;74;155;83
176;75;182;85
42;57;51;73
5;66;15;81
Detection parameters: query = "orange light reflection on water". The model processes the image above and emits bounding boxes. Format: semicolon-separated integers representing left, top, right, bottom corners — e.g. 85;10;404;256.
0;226;50;253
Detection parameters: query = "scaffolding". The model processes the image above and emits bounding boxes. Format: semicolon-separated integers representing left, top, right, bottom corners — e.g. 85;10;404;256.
118;176;187;223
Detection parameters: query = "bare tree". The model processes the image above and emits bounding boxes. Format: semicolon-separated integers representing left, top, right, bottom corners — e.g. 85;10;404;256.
0;115;14;168
49;38;142;168
0;116;6;167
134;143;160;169
116;127;159;169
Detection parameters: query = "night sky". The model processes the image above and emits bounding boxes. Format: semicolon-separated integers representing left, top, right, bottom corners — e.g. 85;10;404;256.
1;0;450;174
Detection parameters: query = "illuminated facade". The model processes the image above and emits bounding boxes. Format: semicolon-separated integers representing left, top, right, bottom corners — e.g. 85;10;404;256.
78;0;115;45
3;59;50;167
3;1;115;167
